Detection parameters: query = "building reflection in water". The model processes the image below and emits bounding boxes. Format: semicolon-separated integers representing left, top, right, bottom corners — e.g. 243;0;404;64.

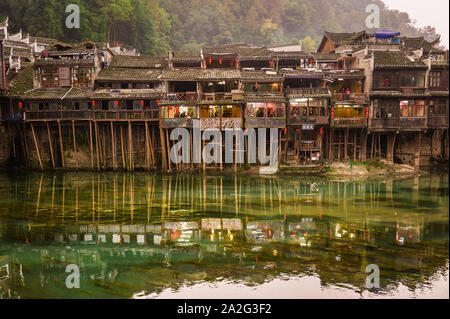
0;172;448;298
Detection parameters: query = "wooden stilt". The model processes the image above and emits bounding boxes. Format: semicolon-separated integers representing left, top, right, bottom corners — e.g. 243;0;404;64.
120;125;126;170
89;121;94;170
166;129;172;172
58;121;65;168
72;121;78;170
145;121;150;171
160;127;167;171
344;128;348;162
94;121;100;170
353;130;357;162
30;123;43;170
47;122;55;169
111;121;116;171
128;121;133;172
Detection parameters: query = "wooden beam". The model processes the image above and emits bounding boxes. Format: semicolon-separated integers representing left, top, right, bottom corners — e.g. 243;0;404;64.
94;121;99;170
47;122;55;169
72;121;78;170
120;125;126;170
58;120;65;168
128;121;133;172
30;123;43;170
89;121;94;170
111;121;117;171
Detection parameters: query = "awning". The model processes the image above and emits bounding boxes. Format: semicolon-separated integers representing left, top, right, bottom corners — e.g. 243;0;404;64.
375;30;401;39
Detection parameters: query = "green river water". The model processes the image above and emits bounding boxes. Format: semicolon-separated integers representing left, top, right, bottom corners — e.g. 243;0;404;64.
0;172;448;299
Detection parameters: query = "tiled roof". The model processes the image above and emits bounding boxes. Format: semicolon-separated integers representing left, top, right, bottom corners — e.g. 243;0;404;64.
2;46;32;57
22;88;73;100
311;52;341;61
371;51;427;69
110;55;168;69
30;36;57;46
172;51;202;62
34;59;95;67
402;37;439;54
160;69;241;81
92;89;162;99
6;64;34;97
273;51;311;59
97;68;162;81
280;69;324;78
240;70;283;82
324;31;367;44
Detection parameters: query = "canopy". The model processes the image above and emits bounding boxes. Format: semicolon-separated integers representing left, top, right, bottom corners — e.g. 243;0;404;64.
375;30;401;39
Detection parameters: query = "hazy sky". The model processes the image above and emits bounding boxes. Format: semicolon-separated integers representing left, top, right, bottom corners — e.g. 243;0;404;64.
382;0;449;48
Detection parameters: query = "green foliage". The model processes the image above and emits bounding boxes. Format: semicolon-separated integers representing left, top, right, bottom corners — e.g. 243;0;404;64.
0;0;442;55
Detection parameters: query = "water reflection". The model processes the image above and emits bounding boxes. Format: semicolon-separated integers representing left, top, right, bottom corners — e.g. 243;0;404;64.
0;172;448;299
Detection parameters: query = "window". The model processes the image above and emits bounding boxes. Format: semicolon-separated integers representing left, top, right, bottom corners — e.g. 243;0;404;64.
376;72;393;88
430;71;441;88
400;100;425;117
163;106;196;119
399;74;425;87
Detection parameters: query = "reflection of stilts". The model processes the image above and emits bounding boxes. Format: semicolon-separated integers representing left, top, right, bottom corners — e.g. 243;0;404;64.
35;174;43;218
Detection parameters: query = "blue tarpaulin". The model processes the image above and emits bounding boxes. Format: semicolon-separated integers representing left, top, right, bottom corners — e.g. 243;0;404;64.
375;30;401;39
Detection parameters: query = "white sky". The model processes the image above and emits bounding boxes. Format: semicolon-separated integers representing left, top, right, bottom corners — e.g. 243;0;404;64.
382;0;449;48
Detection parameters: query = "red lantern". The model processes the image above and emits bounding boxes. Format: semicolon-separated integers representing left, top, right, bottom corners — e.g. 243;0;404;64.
320;127;324;134
141;100;144;106
284;128;287;134
92;100;96;107
115;100;119;106
331;107;334;118
219;59;222;65
157;100;160;104
208;58;212;64
19;102;23;109
255;82;258;89
365;107;369;118
270;61;274;68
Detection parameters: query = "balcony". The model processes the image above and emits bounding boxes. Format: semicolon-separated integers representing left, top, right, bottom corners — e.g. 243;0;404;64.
160;118;194;128
246;117;285;128
299;140;321;151
161;92;198;104
289;116;329;126
23;110;159;122
286;88;329;96
332;93;367;103
331;117;368;127
370;117;427;130
199;92;234;102
428;115;449;128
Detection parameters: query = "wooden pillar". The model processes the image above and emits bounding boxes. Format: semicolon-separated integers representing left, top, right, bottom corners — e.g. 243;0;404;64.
47;122;55;169
120;125;126;170
160;127;167;171
58;120;65;168
145;121;150;171
166;129;172;172
30;123;43;170
89;121;94;170
353;129;357;162
128;121;133;172
72;121;78;170
94;121;100;170
344;128;349;162
111;121;117;171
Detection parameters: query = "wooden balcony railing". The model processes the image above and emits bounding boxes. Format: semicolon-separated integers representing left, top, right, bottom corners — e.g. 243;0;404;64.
332;117;368;127
428;115;449;128
288;116;329;126
370;117;427;130
286;88;329;96
245;117;286;128
162;92;198;103
299;140;321;151
332;93;367;103
199;92;234;102
24;110;159;121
